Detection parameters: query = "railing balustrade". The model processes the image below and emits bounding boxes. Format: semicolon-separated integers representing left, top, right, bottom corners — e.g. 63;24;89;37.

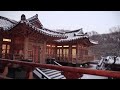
0;58;120;79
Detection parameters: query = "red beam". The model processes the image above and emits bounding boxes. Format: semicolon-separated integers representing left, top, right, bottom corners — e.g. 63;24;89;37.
1;59;120;78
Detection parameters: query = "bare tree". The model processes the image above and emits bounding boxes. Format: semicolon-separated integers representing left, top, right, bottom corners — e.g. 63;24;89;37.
89;25;120;60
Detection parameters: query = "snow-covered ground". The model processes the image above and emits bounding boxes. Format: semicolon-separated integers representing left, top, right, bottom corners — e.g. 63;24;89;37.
81;64;108;79
106;56;120;65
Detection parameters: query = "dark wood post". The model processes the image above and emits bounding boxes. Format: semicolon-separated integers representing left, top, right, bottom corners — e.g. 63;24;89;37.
25;66;34;79
0;35;2;58
2;63;11;76
61;71;83;79
68;44;72;65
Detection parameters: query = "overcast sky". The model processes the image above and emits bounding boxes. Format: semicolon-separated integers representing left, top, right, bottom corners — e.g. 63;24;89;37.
0;11;120;34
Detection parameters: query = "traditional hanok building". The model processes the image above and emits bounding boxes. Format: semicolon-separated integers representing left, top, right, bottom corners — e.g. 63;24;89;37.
0;14;98;65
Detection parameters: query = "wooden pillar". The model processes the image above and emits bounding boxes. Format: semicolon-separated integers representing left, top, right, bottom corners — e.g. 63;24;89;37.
68;44;72;64
28;72;33;79
79;44;83;63
62;45;64;62
50;44;52;58
10;37;14;60
55;45;57;60
38;45;40;63
25;66;34;79
40;41;46;64
0;36;2;58
76;43;79;66
43;41;46;64
24;37;29;59
2;65;8;76
2;63;11;77
61;71;83;79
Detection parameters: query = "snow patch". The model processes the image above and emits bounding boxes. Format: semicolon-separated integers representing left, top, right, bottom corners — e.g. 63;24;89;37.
0;19;14;30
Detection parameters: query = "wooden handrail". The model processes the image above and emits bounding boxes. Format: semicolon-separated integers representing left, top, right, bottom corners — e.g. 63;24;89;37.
53;61;62;66
0;58;120;79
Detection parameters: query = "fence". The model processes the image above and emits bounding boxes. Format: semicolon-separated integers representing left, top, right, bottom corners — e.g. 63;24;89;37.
0;58;120;79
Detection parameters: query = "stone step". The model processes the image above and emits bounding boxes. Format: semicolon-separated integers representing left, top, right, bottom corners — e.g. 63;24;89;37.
34;68;66;79
53;75;65;79
47;71;61;76
41;69;57;72
44;70;59;74
49;73;62;79
33;70;42;79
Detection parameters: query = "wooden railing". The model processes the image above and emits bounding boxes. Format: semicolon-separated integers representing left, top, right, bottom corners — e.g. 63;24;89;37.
53;60;62;66
0;58;120;79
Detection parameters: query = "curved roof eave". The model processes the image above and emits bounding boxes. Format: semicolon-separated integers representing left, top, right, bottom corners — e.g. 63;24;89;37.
9;20;68;39
89;40;98;45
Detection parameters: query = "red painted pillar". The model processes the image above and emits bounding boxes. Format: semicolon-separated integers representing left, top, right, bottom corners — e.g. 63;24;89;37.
61;71;83;79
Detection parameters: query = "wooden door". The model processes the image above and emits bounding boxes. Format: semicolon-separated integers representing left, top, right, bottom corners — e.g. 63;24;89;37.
72;48;76;64
2;44;10;59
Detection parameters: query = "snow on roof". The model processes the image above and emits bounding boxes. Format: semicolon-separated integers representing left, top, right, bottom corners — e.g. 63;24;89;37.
20;20;67;38
75;28;84;35
0;19;13;29
89;39;98;44
57;28;82;34
55;28;98;45
56;29;88;42
42;27;65;34
0;16;18;30
27;14;43;27
56;35;88;42
0;15;66;38
27;14;38;22
0;14;98;44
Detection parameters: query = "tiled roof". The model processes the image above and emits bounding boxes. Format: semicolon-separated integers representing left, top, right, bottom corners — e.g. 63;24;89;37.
0;16;18;30
0;15;67;38
56;29;87;42
55;29;98;44
27;14;43;27
0;14;98;45
20;20;67;38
